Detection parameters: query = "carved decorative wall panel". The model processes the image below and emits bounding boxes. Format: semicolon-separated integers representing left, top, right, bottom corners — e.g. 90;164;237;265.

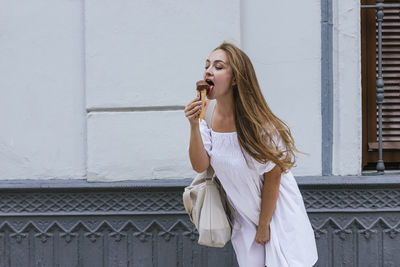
0;179;398;267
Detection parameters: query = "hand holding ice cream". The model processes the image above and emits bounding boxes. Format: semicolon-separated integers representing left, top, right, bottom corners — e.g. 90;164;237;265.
196;80;210;122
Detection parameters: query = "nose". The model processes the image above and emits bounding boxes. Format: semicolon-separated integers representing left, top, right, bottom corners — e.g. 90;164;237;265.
204;65;213;79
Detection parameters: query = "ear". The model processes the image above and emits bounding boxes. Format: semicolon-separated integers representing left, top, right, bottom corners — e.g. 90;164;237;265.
232;77;237;86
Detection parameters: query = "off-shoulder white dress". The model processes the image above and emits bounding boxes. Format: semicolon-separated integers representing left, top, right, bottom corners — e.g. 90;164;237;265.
199;119;318;267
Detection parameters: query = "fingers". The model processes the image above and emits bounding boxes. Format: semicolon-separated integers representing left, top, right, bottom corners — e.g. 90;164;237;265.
192;96;201;103
256;239;264;245
184;99;203;122
255;237;269;245
184;102;201;116
185;100;202;113
255;228;270;245
186;105;201;118
187;97;201;106
185;106;201;122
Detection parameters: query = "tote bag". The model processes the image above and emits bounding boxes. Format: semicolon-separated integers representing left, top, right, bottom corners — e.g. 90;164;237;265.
183;100;232;247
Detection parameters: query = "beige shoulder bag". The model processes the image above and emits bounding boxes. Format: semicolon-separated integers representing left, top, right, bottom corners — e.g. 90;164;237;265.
182;100;233;247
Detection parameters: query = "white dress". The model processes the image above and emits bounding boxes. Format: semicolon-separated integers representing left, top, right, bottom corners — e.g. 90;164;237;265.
199;119;318;267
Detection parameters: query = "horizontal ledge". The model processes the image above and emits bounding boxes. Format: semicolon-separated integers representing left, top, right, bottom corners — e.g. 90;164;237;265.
0;211;188;217
87;106;185;113
307;208;400;213
296;175;400;187
0;175;400;190
0;179;192;190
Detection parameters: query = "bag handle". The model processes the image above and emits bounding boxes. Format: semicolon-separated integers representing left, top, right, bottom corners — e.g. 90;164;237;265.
205;100;216;129
203;100;216;177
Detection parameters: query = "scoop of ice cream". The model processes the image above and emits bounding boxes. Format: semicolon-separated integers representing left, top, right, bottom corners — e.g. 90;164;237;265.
196;80;210;92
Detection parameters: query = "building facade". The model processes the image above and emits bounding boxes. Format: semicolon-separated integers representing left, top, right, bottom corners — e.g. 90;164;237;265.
0;0;399;266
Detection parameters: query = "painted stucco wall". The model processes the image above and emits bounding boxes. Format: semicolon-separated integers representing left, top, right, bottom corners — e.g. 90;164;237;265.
332;0;362;175
0;0;86;180
85;0;241;181
0;0;361;181
241;0;322;176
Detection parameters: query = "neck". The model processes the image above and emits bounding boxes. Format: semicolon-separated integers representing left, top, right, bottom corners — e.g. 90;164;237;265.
215;95;235;118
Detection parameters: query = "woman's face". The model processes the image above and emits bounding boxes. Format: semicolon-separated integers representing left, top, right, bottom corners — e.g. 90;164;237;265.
203;49;235;100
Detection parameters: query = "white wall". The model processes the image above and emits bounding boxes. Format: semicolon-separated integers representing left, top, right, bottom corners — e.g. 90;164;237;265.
332;0;362;175
0;0;86;180
241;0;322;176
84;0;240;181
0;0;362;181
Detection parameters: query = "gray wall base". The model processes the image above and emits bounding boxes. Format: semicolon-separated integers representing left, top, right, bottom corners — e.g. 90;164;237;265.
0;176;399;267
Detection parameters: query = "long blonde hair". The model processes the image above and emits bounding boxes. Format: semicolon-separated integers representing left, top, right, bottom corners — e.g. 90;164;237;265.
215;42;298;172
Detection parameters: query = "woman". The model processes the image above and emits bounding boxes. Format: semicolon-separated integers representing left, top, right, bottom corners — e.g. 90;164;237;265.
184;42;318;267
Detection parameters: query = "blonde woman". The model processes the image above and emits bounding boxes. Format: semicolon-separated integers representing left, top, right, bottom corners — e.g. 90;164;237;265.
184;42;318;267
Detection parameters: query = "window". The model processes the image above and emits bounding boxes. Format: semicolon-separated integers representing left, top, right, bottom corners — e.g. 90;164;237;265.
361;0;400;169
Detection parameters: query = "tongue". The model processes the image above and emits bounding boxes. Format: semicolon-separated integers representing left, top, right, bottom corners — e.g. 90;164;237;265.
207;86;214;97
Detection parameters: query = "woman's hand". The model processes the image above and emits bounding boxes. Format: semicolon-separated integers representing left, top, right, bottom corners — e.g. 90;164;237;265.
184;97;203;125
255;223;270;245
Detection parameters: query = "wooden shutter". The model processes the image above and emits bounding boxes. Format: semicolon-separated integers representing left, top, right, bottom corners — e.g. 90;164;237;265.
362;0;400;169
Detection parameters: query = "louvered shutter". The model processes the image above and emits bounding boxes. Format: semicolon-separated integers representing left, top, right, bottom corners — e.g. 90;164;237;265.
362;0;400;168
379;4;400;146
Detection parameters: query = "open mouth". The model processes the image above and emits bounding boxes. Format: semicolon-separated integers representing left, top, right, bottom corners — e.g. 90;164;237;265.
205;79;214;96
205;79;214;86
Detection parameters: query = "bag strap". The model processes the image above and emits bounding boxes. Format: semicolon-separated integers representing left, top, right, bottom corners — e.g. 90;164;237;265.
203;100;216;178
201;99;240;230
205;100;216;129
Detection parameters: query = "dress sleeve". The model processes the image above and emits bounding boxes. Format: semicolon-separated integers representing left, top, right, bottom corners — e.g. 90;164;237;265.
199;119;212;155
250;157;276;175
249;134;286;175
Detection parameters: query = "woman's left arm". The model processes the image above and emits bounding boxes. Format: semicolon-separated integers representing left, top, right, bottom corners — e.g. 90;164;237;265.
255;165;282;245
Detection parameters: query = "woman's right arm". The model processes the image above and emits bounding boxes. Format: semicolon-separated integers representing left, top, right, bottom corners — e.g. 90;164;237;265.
185;98;210;173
